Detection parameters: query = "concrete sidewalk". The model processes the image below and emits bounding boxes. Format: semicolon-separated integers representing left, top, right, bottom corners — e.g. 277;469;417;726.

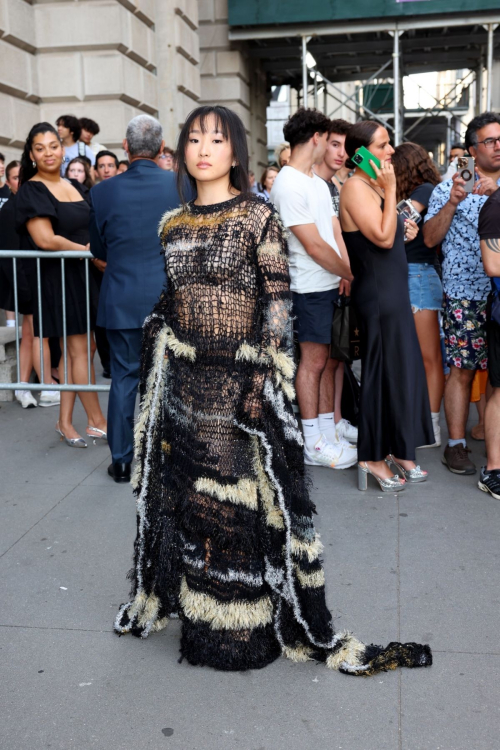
1;391;499;750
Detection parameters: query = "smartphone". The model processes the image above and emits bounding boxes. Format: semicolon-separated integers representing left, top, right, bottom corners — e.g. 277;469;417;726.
457;156;475;193
396;199;421;224
351;146;381;180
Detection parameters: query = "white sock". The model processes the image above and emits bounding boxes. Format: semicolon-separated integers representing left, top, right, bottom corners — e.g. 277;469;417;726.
318;412;337;444
431;412;440;424
5;319;15;327
301;418;321;451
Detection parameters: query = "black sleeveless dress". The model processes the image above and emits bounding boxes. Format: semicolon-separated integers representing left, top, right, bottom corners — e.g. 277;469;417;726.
343;208;433;461
15;180;98;338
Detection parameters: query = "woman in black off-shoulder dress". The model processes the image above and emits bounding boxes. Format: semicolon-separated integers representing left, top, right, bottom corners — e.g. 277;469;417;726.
16;122;107;447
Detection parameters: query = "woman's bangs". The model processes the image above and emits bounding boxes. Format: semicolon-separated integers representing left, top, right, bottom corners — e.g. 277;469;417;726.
195;109;230;140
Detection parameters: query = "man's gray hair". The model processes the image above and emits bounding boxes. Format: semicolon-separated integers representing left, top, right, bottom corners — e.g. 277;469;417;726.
126;115;163;158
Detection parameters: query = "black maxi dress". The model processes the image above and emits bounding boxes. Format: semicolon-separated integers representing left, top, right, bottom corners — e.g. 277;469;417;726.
343;208;434;461
15;181;98;338
114;193;432;675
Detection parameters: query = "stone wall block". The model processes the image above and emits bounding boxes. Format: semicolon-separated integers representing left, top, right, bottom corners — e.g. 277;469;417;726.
135;0;156;26
83;52;127;100
198;0;214;23
176;53;200;101
0;39;35;100
175;0;198;30
214;0;228;21
141;66;159;112
200;49;216;77
216;50;248;82
11;97;41;147
175;14;199;64
126;11;156;67
198;21;229;51
38;53;83;102
176;89;199;127
201;75;249;108
3;0;36;53
35;2;123;53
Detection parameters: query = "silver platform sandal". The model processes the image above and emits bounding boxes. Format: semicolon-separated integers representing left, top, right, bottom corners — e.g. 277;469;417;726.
357;462;406;492
386;454;428;483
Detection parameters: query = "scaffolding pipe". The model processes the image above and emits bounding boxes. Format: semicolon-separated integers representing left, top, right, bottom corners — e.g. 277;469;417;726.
486;23;496;111
302;36;308;108
476;60;483;115
392;29;402;146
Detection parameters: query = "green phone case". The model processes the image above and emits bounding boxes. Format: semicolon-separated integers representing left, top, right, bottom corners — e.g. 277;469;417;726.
352;146;381;180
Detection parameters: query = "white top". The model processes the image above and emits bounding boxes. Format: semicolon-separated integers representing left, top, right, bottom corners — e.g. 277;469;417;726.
270;165;341;293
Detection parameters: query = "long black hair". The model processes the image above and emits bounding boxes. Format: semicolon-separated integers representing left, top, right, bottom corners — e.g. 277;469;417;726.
20;122;61;185
344;120;382;170
176;105;249;204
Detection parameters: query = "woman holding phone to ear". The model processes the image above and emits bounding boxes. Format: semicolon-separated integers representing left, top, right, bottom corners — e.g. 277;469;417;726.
339;121;433;491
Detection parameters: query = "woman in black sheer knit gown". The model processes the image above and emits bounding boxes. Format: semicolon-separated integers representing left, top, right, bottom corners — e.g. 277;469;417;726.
114;106;432;676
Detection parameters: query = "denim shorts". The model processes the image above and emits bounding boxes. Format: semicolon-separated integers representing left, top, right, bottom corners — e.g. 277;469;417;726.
408;263;443;313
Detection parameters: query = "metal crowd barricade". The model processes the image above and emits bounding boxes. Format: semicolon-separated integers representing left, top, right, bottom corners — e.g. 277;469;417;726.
0;250;110;393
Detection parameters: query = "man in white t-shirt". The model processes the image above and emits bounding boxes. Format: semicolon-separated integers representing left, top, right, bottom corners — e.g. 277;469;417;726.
270;108;356;470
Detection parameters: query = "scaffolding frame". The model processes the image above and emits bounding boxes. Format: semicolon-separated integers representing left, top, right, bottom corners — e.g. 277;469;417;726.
230;12;500;146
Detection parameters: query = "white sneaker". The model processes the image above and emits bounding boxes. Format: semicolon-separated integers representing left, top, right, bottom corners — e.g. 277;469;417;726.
304;434;358;470
15;390;38;409
335;418;358;444
39;390;61;407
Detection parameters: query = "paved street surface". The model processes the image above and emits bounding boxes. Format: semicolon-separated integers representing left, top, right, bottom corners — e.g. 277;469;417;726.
1;387;499;750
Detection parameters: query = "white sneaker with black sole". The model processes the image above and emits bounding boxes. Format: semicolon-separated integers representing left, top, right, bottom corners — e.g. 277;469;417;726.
304;434;358;470
39;390;61;407
15;390;38;409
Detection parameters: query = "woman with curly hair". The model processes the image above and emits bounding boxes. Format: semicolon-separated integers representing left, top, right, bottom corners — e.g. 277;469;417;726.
392;142;443;448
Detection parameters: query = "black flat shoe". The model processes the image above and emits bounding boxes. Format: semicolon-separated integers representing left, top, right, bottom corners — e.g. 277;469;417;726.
108;462;131;483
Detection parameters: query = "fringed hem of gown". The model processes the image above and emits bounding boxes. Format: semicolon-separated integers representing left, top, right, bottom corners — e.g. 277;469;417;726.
114;194;432;676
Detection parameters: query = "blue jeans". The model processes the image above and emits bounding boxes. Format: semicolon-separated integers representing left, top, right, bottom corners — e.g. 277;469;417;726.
408;263;443;313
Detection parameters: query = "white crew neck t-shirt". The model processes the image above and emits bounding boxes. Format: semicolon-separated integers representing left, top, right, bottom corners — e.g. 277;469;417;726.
270;165;341;293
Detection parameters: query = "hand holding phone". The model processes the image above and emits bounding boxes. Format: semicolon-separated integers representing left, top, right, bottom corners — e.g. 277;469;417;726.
457;156;475;193
352;146;396;193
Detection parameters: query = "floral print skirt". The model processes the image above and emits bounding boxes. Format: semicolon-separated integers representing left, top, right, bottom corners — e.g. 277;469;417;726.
443;295;488;370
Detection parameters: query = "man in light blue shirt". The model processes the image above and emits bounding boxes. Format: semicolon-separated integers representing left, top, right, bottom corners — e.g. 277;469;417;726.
424;111;500;476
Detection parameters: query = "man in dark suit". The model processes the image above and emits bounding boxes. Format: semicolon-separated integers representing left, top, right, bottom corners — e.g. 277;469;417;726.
89;114;181;483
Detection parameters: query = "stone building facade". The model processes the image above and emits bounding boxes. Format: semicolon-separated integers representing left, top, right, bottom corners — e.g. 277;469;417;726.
0;0;268;170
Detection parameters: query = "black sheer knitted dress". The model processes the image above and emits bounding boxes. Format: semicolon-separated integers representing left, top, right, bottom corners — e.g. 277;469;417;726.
114;193;432;675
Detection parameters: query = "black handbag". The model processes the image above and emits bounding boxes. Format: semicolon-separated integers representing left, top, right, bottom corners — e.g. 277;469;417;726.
330;294;351;361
